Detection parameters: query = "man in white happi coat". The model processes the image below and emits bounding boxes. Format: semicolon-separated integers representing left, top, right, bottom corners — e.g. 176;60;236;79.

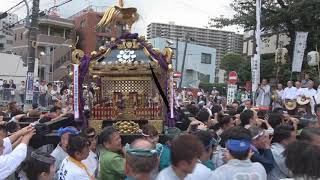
282;81;297;101
256;79;271;106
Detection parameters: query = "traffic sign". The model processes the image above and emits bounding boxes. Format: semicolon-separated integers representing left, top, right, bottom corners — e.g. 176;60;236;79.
173;71;182;78
228;71;238;85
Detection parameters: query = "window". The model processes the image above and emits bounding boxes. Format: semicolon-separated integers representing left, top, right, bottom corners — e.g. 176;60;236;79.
50;27;64;37
197;72;210;83
6;40;13;44
20;33;23;40
14;34;16;41
80;20;86;28
201;53;212;64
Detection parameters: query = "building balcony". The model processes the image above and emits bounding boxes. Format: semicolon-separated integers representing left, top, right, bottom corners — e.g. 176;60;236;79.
39;16;74;29
37;34;69;45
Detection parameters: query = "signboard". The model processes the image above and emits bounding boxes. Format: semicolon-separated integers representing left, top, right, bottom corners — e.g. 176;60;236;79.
228;71;238;85
25;72;34;101
73;64;79;119
292;32;308;72
251;55;260;92
227;84;237;105
173;71;182;78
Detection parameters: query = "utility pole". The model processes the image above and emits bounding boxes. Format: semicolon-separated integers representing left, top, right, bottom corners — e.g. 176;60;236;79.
25;0;40;109
179;33;189;88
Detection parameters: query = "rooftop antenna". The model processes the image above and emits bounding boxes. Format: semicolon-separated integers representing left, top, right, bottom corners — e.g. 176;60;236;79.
49;0;59;16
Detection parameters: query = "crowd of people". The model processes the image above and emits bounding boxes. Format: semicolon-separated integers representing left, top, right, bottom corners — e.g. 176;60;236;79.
0;73;319;180
0;99;319;180
0;109;319;180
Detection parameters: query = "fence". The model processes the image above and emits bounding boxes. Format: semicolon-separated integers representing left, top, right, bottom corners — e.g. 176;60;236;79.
0;88;23;106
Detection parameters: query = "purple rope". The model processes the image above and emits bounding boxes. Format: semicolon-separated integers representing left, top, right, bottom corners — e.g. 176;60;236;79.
77;33;177;128
77;55;91;128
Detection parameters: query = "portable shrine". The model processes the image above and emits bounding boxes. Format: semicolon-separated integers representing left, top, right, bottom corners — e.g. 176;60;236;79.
70;0;175;134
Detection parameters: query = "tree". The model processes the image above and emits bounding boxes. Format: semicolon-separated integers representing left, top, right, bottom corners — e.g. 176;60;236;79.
220;53;246;72
209;0;320;60
210;0;320;82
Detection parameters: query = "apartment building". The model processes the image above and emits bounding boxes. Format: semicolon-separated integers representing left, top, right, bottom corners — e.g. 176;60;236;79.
147;22;243;82
0;13;19;53
69;6;111;55
150;37;216;88
12;15;74;82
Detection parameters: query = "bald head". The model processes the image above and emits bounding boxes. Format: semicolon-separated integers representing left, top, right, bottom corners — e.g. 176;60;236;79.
131;138;155;150
125;138;158;176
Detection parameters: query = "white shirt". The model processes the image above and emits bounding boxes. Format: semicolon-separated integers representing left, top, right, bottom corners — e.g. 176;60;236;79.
301;88;317;98
39;85;48;94
276;90;284;98
51;144;68;171
295;88;305;98
50;90;59;100
156;166;181;180
82;151;98;177
185;163;212;180
210;159;267;180
0;141;28;179
282;87;297;100
2;137;12;155
58;157;91;180
268;143;292;180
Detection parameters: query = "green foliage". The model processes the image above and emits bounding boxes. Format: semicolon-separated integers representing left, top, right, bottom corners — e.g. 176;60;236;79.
209;0;320;83
237;58;251;84
209;0;320;53
220;53;246;72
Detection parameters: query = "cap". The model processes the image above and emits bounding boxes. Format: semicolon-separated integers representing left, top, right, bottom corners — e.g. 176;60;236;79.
226;139;251;152
57;127;79;136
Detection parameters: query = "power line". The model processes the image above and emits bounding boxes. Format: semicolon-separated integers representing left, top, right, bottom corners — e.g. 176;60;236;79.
0;0;73;32
0;18;26;32
10;0;33;14
0;0;24;15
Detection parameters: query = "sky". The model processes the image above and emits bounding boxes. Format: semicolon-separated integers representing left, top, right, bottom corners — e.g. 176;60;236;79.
0;0;242;35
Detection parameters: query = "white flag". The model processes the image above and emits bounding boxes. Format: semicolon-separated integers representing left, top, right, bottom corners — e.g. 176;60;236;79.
292;32;308;72
73;64;79;119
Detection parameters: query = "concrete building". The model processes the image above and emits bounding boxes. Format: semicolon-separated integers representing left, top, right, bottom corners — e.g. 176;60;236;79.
12;15;74;82
0;52;38;83
69;6;111;55
147;22;243;83
243;31;291;56
0;13;19;53
150;37;216;88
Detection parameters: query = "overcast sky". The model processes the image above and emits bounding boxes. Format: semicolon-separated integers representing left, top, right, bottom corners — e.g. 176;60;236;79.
1;0;241;35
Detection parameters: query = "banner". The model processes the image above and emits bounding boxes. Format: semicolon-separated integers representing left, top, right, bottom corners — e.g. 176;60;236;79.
170;75;174;118
73;64;79;119
252;0;261;103
292;32;308;72
25;72;34;101
251;55;260;92
227;84;237;105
